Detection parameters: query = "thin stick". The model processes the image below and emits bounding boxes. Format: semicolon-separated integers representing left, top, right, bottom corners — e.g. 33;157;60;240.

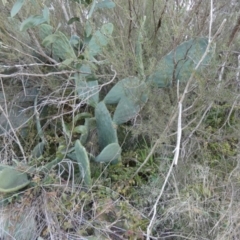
173;101;182;165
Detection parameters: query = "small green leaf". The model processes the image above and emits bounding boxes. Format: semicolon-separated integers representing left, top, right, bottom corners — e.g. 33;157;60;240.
101;22;114;35
11;0;25;17
104;77;148;124
42;32;60;45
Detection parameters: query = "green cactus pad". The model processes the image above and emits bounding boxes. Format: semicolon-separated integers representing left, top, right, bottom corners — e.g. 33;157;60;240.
95;101;118;150
75;140;92;187
104;77;148;124
104;77;147;104
42;31;76;60
113;95;145;125
86;22;113;58
95;143;121;163
31;141;45;159
38;24;54;40
80;117;96;145
76;80;99;107
75;64;99;107
0;166;30;193
148;38;215;87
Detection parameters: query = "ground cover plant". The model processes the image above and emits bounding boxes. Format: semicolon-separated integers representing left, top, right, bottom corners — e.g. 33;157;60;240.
0;0;240;239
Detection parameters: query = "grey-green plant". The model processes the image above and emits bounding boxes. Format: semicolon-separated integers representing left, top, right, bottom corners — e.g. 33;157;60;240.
0;0;215;193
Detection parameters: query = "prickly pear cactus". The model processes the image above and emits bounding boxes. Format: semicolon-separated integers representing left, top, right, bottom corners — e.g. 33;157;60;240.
95;101;118;149
76;80;99;107
38;24;76;60
75;140;92;187
95;101;121;163
113;95;146;125
38;24;54;40
95;143;121;163
104;77;148;124
86;22;114;59
42;29;76;60
75;64;99;107
148;37;215;87
80;117;96;145
0;166;30;193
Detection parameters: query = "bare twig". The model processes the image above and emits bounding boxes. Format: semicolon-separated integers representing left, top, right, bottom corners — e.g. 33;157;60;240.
0;70;77;78
173;101;182;166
